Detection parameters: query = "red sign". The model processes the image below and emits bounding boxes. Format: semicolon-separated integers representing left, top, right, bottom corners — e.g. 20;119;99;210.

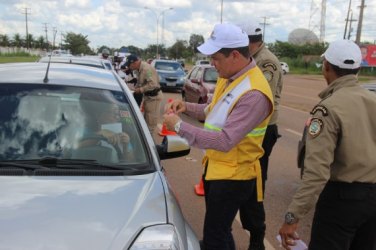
360;44;376;67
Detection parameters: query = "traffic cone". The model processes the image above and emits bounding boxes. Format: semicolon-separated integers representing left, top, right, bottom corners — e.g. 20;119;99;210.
159;98;177;136
194;177;205;196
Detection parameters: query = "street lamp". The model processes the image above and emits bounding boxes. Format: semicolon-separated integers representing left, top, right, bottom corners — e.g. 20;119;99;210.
144;7;173;59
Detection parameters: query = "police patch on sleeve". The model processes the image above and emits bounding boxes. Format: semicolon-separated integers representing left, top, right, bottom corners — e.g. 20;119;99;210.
308;118;323;138
310;105;328;116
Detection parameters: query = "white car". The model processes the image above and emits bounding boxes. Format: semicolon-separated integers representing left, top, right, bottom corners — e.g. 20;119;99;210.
195;60;210;66
280;62;289;75
0;62;199;250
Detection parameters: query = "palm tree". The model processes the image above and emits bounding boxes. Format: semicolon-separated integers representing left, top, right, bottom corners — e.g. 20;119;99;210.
36;35;45;49
0;34;10;46
12;33;23;47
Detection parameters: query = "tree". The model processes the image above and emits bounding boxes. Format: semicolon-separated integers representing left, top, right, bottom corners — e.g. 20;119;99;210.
35;36;46;49
12;33;23;47
189;34;204;53
64;32;92;55
0;34;10;46
167;39;189;59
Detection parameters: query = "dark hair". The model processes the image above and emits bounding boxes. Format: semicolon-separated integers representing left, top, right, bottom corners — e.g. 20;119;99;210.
327;61;360;76
218;46;250;58
248;34;263;43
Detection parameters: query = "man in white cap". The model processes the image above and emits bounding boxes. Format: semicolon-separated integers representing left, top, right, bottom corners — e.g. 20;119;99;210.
163;23;273;250
279;39;376;250
238;20;283;250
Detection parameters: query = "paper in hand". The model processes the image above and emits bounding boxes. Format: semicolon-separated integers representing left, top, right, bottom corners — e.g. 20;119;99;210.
276;235;308;250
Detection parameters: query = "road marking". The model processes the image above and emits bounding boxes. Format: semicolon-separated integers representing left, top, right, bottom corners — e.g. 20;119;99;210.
235;213;276;250
280;104;308;114
285;128;302;137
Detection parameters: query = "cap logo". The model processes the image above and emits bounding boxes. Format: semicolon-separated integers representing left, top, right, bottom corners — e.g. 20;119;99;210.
343;59;355;65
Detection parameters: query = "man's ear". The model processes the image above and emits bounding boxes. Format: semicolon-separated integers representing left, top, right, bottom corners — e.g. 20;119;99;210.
323;60;330;72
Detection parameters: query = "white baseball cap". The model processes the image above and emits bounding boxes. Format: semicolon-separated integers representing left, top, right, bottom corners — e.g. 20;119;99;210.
322;39;361;69
238;19;262;36
197;23;249;55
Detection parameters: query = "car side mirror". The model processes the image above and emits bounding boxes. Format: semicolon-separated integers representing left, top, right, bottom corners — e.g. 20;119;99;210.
156;135;190;160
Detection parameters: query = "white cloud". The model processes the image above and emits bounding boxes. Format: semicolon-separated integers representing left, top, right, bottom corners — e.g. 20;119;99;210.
0;0;375;50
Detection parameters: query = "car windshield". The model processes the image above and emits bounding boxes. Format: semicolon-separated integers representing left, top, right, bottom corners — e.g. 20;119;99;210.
154;61;184;72
0;84;148;168
203;68;218;83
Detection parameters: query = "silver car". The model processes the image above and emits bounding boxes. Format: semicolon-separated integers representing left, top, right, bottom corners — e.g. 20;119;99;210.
0;62;200;250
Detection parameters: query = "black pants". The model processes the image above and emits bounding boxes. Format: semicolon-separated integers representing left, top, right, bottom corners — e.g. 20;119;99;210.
133;92;143;107
239;124;279;235
309;181;376;250
202;177;255;250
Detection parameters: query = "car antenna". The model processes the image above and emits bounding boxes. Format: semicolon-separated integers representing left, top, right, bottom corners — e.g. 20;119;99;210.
43;29;58;83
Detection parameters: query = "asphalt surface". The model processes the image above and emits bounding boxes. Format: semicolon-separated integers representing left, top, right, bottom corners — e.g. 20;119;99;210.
152;74;336;249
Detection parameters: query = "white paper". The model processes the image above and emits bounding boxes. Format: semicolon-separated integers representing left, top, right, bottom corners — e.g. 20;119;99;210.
276;235;308;250
101;122;122;133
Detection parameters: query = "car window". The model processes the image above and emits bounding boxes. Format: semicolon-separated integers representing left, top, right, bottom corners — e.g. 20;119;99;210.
188;67;200;80
154;61;184;72
196;68;204;82
204;68;218;83
0;84;148;166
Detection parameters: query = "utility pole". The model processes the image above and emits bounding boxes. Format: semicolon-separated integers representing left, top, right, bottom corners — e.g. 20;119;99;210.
52;27;57;49
21;7;31;50
220;0;223;23
260;17;270;42
42;23;48;50
343;0;352;39
347;10;357;40
355;0;366;44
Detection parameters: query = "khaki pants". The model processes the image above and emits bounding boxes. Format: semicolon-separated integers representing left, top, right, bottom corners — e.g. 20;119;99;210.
143;92;162;134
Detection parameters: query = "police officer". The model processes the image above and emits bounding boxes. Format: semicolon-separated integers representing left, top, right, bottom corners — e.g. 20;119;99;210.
238;20;283;250
124;54;162;134
279;39;376;250
101;48;111;61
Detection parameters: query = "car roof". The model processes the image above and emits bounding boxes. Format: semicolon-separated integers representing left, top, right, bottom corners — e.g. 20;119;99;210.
0;62;122;91
362;83;376;93
38;56;112;70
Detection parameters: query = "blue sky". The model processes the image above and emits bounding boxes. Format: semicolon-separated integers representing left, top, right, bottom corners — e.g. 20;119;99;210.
0;0;375;51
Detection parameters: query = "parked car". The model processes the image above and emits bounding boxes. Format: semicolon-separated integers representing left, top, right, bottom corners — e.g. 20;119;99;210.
182;65;218;104
280;62;289;75
195;60;210;66
38;56;114;70
151;59;186;91
0;62;200;250
297;83;376;178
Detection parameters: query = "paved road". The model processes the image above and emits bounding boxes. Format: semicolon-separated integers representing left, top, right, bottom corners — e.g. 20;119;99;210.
154;74;327;249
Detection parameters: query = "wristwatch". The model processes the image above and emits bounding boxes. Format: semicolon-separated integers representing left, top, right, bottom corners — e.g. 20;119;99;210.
174;120;182;133
285;212;298;225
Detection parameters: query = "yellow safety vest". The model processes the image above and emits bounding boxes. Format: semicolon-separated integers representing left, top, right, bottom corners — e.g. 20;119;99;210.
203;66;273;201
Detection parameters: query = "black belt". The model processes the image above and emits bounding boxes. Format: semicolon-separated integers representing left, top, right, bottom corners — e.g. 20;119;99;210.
144;88;160;96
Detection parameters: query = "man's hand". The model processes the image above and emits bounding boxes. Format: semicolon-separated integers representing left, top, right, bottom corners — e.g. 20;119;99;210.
163;113;181;131
164;99;186;114
134;88;142;94
279;222;300;250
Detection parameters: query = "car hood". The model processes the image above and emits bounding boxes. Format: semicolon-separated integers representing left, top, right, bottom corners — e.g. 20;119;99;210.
0;173;167;250
156;70;185;77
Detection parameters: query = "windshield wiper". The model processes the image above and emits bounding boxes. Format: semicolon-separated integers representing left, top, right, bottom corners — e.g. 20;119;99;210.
0;161;48;170
38;157;133;171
